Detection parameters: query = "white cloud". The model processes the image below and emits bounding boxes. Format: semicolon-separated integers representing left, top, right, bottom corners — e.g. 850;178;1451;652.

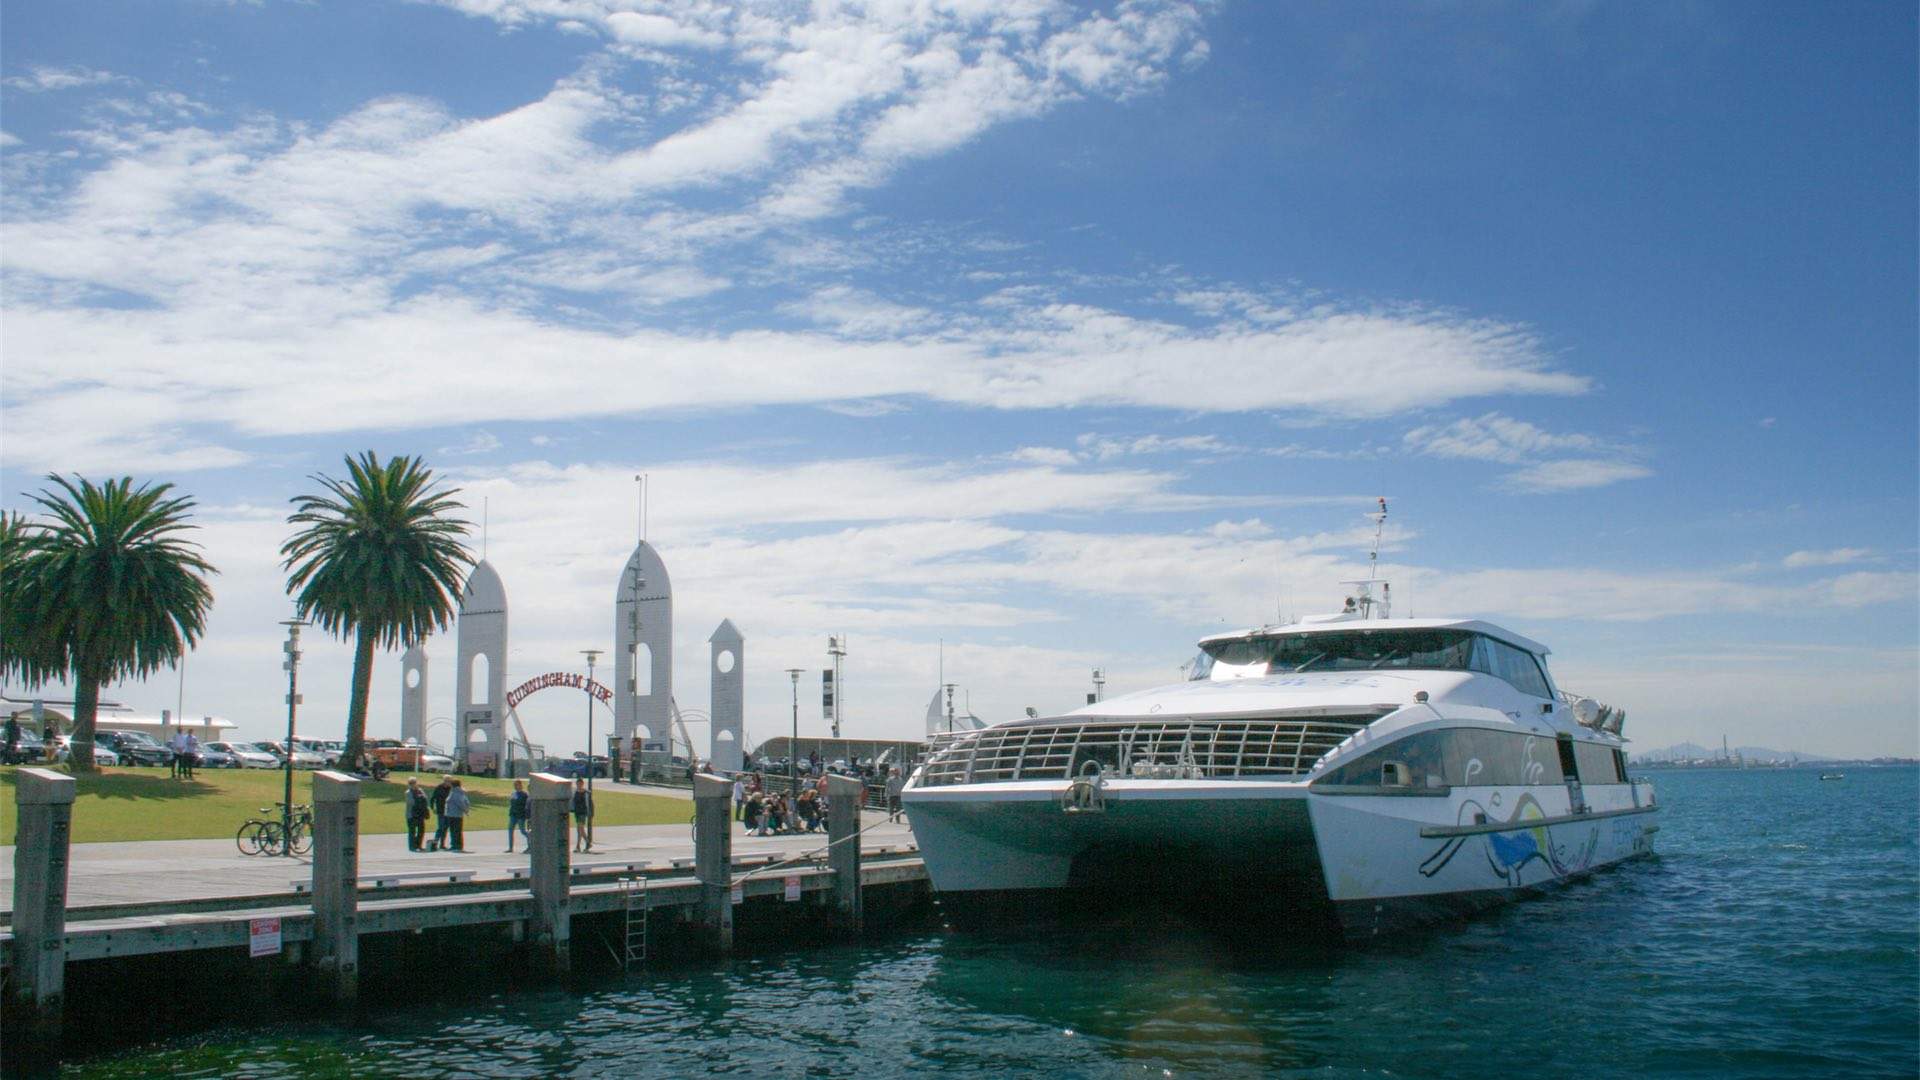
1404;412;1600;464
1782;547;1871;568
1498;458;1653;493
3;65;125;92
1405;413;1647;493
438;431;502;456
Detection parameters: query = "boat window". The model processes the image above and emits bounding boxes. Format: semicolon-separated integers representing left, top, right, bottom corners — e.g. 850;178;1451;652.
1573;741;1622;784
1473;636;1553;699
1314;728;1563;789
1203;629;1478;674
1186;650;1215;681
1612;749;1628;783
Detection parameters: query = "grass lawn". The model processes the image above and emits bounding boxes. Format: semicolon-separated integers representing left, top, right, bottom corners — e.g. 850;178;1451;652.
0;765;691;844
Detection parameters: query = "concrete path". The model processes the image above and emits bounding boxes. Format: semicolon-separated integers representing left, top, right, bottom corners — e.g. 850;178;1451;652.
0;813;918;913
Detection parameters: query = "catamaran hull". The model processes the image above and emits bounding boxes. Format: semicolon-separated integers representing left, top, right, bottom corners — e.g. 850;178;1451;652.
903;780;1658;938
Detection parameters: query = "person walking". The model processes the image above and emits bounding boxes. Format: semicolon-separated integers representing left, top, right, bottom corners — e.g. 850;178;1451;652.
505;779;531;852
443;779;470;852
732;775;746;821
429;776;453;851
403;778;431;851
571;778;595;852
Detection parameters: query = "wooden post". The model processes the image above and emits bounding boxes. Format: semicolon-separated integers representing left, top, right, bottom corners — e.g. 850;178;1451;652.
5;767;74;1067
825;774;864;935
527;772;572;976
309;770;361;1006
692;773;734;953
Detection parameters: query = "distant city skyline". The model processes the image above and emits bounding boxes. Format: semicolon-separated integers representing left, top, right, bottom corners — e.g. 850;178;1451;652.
2;2;1914;758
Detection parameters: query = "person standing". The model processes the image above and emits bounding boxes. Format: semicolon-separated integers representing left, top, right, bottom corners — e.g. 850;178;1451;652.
505;779;531;852
443;779;470;852
886;767;905;823
429;776;453;852
571;778;595;852
181;731;200;779
169;729;188;778
628;731;642;784
732;775;746;821
3;715;19;765
403;778;431;852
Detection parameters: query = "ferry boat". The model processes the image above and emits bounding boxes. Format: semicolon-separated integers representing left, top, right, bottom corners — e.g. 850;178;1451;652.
901;507;1659;938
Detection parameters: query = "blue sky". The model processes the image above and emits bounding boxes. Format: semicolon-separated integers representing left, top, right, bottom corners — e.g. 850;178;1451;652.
3;1;1914;757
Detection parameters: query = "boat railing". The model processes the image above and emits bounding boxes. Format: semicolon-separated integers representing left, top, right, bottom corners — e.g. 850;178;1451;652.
916;714;1376;787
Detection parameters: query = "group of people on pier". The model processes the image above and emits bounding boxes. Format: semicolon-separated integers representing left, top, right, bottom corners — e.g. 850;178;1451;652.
402;775;598;854
729;767;907;835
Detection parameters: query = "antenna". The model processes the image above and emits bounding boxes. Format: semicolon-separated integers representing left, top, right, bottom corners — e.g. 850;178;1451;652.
1367;496;1387;581
634;474;643;543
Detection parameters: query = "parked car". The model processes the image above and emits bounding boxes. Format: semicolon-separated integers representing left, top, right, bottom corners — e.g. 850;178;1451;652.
296;739;339;767
208;741;281;769
196;744;239;769
3;728;53;764
96;730;176;768
54;736;119;766
552;752;610;779
260;740;327;769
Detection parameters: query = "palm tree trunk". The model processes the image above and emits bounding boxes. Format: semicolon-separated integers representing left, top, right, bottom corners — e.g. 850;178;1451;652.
342;625;376;770
70;658;99;774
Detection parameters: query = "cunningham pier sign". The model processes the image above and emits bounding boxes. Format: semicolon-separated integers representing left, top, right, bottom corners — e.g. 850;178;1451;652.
506;672;614;710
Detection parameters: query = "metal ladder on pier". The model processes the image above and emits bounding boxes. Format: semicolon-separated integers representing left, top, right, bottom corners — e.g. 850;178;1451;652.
621;876;649;970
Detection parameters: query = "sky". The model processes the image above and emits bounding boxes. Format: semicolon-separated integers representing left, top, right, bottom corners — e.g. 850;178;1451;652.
2;1;1914;759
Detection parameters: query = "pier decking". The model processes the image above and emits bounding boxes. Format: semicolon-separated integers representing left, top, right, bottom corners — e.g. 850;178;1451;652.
0;769;932;1072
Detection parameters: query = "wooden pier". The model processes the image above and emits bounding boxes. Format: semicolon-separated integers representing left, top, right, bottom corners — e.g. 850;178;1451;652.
1;769;930;1072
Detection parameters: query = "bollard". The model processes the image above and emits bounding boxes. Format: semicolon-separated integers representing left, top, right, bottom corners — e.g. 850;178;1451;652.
309;771;362;1006
825;774;864;935
6;768;75;1068
692;773;734;953
527;772;572;976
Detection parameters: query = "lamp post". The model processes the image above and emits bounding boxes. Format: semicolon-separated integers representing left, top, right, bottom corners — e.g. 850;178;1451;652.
582;649;601;850
280;618;307;857
785;668;803;794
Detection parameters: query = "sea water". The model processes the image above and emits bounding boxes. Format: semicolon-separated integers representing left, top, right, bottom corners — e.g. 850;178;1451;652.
67;767;1919;1078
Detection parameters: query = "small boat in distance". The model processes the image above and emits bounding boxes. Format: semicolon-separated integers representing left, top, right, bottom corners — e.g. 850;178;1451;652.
1820;772;1846;781
902;500;1659;939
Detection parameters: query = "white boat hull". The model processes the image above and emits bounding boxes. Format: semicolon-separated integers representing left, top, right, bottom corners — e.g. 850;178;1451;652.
904;778;1657;937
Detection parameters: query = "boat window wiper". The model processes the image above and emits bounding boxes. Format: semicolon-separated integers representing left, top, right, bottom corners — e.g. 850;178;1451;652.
1291;651;1329;672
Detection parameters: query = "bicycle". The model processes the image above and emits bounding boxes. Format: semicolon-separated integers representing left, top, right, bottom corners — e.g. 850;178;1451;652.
235;803;314;856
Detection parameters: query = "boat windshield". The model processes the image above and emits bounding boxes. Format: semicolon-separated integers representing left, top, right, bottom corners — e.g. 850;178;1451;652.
1203;628;1477;673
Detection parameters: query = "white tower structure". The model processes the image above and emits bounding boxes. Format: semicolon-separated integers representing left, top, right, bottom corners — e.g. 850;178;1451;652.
455;560;509;775
614;541;673;755
709;619;744;773
400;643;429;744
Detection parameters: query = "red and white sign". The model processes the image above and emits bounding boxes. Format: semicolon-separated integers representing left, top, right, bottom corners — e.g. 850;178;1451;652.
783;875;802;902
506;672;614;710
249;917;282;958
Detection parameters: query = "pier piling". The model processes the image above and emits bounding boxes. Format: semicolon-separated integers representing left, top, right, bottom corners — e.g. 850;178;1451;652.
527;772;572;975
825;775;863;935
5;767;75;1067
692;773;733;953
309;771;361;1005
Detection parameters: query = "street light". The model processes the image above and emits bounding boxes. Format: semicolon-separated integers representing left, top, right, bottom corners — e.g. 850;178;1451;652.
582;649;601;850
280;618;307;858
785;668;803;794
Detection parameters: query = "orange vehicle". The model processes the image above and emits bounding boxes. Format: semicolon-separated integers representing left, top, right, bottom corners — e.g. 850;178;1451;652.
366;739;427;772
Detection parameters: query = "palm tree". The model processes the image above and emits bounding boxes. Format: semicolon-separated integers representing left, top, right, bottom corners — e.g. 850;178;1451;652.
1;478;216;772
281;452;472;769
